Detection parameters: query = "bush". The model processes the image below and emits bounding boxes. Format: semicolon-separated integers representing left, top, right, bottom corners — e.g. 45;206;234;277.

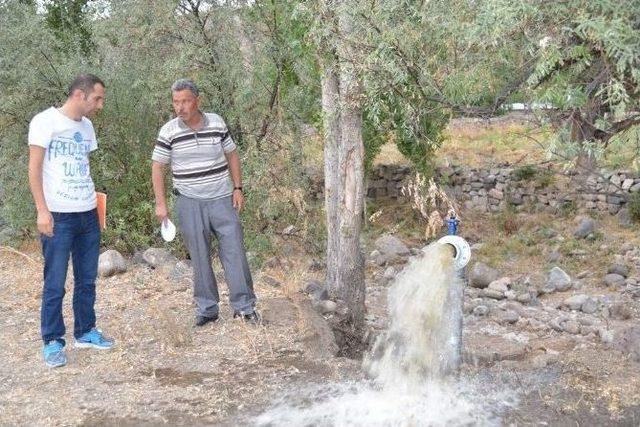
628;192;640;223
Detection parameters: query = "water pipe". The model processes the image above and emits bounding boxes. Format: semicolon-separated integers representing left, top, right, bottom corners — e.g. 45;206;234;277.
438;214;470;270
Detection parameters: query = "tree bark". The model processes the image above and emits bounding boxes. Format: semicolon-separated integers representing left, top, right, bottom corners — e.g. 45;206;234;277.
320;0;366;333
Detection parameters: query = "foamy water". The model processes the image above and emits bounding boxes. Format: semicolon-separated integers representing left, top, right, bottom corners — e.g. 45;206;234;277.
254;243;517;426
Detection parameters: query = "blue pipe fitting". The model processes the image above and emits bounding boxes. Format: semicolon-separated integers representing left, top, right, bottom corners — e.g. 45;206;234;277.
445;214;460;236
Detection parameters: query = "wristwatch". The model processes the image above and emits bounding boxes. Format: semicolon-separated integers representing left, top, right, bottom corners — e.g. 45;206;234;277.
233;186;243;193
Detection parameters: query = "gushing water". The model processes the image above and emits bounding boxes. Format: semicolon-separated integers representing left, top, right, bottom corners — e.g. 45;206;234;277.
254;243;515;426
364;243;464;385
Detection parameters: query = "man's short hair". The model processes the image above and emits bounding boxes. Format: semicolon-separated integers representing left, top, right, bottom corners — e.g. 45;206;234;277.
171;79;199;97
68;74;105;98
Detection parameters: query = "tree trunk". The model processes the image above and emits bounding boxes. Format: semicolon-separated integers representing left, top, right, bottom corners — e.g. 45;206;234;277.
320;0;366;333
321;54;341;300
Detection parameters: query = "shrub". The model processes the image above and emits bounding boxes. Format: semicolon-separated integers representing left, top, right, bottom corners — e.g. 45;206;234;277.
628;192;640;223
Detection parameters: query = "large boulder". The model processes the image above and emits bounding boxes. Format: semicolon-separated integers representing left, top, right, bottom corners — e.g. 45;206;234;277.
98;250;127;277
469;262;500;288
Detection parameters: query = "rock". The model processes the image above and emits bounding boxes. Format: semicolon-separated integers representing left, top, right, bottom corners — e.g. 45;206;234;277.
574;217;596;239
316;300;337;315
611;326;640;361
608;264;629;278
547;250;562;263
581;297;599;314
142;248;177;269
516;293;532;304
169;260;192;280
469;262;500;288
504;290;517;300
262;276;282;288
383;267;396;280
488;277;511;293
549;318;563;332
562;320;581;335
374;234;410;257
307;259;323;272
500;310;520;324
473;305;489;316
98;250;127;277
547;267;572;292
576;270;590;279
616;208;633;228
603;273;626;287
304;279;329;301
282;225;297;235
563;294;588;311
598;328;614;345
482;289;506;300
609;303;632;320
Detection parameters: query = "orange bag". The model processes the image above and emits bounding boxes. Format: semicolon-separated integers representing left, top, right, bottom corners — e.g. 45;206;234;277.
96;192;107;230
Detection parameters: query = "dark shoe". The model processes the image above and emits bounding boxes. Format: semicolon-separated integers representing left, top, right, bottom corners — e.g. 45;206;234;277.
194;314;219;327
233;310;262;325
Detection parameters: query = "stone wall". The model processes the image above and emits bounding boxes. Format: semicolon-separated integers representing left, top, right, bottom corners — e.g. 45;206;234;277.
362;163;640;217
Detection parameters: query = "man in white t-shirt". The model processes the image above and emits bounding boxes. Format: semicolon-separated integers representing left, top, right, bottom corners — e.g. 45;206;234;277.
28;74;114;368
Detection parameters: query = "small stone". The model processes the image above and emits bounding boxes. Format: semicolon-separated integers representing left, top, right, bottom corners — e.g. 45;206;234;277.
142;248;177;269
608;264;629;278
500;310;520;324
473;305;489;316
383;267;396;280
482;289;506;300
547;267;572;292
469;262;500;288
488;277;511;293
562;320;581;335
282;225;297;235
609;303;632;320
98;249;127;277
574;217;596;239
603;273;626;287
599;328;614;344
563;294;588;311
516;293;532;304
548;250;562;263
263;276;282;288
581;297;599;314
316;300;337;315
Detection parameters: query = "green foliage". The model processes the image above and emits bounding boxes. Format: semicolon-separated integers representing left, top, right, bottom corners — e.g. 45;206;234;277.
513;165;537;181
627;192;640;223
44;0;95;55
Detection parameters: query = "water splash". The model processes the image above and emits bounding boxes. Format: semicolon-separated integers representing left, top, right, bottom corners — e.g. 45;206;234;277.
364;243;464;384
254;242;516;426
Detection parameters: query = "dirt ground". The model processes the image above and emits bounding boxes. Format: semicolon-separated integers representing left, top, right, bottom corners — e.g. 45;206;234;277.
2;224;640;426
0;244;362;426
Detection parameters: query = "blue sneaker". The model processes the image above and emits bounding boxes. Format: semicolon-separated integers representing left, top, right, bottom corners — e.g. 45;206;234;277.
74;328;114;350
43;340;67;368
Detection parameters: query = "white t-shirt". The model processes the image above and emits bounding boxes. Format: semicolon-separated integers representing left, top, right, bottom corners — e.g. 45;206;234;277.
28;107;98;213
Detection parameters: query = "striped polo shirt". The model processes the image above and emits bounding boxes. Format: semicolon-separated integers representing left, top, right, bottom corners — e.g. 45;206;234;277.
152;112;237;200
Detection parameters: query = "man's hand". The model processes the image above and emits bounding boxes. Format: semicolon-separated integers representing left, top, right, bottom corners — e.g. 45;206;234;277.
155;204;168;223
232;189;244;212
37;209;54;237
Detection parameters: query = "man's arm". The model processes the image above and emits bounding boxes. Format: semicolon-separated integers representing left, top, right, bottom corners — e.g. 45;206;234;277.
225;149;244;212
152;161;168;222
28;146;53;236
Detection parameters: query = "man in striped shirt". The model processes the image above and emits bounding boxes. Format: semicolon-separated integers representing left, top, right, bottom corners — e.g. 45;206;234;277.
151;79;258;326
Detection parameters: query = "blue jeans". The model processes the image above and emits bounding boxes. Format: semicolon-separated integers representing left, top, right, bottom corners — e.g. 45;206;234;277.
40;209;101;343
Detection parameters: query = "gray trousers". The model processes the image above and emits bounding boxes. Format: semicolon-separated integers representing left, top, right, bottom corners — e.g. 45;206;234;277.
176;194;256;316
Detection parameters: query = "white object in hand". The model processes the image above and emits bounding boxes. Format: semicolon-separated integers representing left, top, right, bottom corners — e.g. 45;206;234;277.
161;218;176;242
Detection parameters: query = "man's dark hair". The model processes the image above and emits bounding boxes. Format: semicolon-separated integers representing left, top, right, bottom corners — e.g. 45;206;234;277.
68;74;105;98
